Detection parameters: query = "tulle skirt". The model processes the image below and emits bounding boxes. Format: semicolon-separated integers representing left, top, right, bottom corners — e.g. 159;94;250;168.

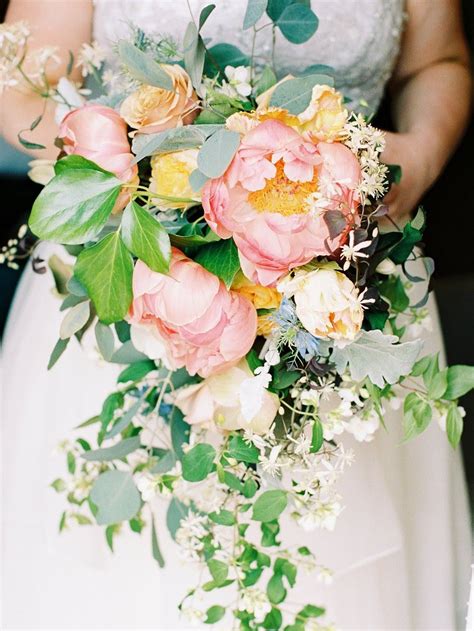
1;246;471;630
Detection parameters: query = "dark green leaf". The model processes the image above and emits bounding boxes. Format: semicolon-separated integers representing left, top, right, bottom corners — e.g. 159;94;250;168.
117;359;156;383
48;337;70;370
170;407;190;459
378;275;409;313
195;238;240;288
199;4;216;29
29;157;121;244
204;43;249;77
121;201;171;273
263;607;283;629
74;232;133;324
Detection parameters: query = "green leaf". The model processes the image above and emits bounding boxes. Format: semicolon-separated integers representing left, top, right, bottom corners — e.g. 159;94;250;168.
332;330;422;388
255;66;277;97
227;435;260;463
444;365;474;400
243;0;268;29
183;22;206;89
243;478;258;498
207;559;228;585
389;209;425;265
48;337;70;370
387;163;402;185
59;300;90;340
297;604;325;619
205;605;226;624
115;320;131;342
118;41;173;90
90;470;141;525
83;436;141;462
271;369;299;390
310;419;324;453
263;607;283;629
421;353;440;390
266;0;309;21
379;275;409;313
105;525;115;552
122;201;171;273
267;574;286;604
132;124;223;163
110;340;148;364
252;490;287;522
29;157;121;244
117;359;156;383
204;43;249;77
261;520;280;547
274;558;297;587
427;368;448;400
208;509;236;526
411;355;432;377
95;321;115;361
151;518;165;567
403;392;432;439
182;443;216;482
170;407;190;459
195;238;240;288
269;73;334;115
276;2;319;43
197;129;240;178
446;404;464;448
67;451;76;474
74;231;133;324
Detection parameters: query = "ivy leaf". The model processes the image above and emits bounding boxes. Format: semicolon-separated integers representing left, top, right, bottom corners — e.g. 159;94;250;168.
332;330;422;388
118;41;173;90
276;2;319;44
269;74;334;115
195;238;240;288
121;201;171;273
83;436;141;462
252;490;287;522
378;275;409;312
182;443;216;481
90;470;141;525
74;231;133;324
197;128;240;178
243;0;268;29
29;157;121;244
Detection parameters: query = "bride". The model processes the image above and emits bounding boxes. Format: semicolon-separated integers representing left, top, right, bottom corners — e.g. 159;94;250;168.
1;1;472;629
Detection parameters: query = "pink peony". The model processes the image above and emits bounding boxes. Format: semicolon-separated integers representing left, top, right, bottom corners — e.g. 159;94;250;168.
58;104;137;183
202;119;361;286
129;249;257;378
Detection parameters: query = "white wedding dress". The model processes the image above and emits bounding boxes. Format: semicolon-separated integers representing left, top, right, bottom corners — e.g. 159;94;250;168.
1;1;472;629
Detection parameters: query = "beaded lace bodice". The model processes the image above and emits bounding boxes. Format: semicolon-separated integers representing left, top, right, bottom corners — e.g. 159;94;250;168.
93;0;406;113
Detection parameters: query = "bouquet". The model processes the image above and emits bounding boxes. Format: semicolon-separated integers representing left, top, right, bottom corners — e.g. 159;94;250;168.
2;3;474;629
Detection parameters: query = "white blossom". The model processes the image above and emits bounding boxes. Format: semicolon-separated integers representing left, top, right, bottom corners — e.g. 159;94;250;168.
239;587;272;622
224;65;252;97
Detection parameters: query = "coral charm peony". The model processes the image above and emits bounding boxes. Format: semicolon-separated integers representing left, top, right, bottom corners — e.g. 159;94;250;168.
129;249;257;377
202;119;361;286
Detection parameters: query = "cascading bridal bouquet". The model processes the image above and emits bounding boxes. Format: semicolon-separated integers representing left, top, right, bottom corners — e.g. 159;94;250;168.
2;2;474;629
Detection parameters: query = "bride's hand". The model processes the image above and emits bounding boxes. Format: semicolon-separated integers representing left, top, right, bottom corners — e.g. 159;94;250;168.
381;131;434;225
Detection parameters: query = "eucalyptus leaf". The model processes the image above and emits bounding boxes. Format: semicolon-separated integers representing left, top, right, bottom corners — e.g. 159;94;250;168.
151;518;165;567
118;41;173;90
276;2;319;44
48;337;70;370
199;3;216;29
106;398;143;439
189;168;209;192
243;0;268;29
83;436;141;462
255;66;277;97
197;128;240;178
269;74;334;115
95;321;115;361
122;201;171;273
195;238;240;288
183;22;206;89
132;125;223;163
29;158;121;244
90;470;141;525
110;340;149;364
74;232;133;324
166;497;189;539
59;300;91;340
332;330;423;388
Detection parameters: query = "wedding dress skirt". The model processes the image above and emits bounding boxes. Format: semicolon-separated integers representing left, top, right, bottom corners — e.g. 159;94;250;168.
1;244;471;631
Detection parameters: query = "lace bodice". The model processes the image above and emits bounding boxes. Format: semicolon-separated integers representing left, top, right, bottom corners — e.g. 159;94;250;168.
93;0;406;113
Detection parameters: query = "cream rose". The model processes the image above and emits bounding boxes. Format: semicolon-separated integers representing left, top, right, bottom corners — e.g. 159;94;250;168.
150;149;200;209
174;361;279;435
120;64;198;134
279;268;363;342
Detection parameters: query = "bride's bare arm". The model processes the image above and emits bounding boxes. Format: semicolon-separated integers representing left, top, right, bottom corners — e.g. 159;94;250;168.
1;0;93;158
382;0;471;221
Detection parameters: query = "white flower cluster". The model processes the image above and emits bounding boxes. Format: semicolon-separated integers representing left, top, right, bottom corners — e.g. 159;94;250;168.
239;587;272;622
344;113;389;202
0;21;29;92
175;511;209;561
76;41;106;77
